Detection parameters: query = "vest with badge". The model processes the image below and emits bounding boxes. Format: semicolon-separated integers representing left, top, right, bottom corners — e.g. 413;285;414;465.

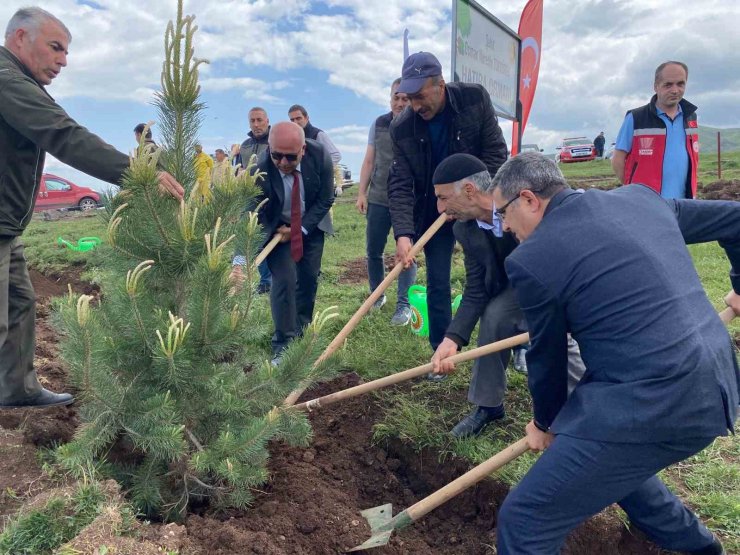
624;95;699;198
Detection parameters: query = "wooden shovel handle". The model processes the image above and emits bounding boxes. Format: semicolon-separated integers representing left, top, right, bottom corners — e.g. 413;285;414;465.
253;233;282;268
295;332;530;412
403;438;530;524
283;213;450;406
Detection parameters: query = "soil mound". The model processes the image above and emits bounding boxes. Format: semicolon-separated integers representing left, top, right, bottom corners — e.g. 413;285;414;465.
699;179;740;201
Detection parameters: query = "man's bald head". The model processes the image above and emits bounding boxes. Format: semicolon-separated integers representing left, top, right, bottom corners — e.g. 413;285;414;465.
268;121;306;173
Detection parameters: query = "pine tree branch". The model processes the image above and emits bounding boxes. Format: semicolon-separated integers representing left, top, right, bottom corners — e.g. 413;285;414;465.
185;428;204;452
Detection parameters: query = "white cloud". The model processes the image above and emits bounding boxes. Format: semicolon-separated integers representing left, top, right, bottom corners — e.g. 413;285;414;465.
2;0;739;160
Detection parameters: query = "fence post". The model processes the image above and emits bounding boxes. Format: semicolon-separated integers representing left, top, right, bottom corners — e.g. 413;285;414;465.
717;131;722;180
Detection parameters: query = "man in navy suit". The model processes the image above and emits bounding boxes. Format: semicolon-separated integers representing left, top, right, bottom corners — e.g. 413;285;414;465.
232;121;334;363
490;153;737;554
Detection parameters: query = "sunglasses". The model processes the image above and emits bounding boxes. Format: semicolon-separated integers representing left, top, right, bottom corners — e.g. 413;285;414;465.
270;150;301;162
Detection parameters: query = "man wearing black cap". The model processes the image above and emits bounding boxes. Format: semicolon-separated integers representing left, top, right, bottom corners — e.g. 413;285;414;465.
388;51;508;361
429;153;584;437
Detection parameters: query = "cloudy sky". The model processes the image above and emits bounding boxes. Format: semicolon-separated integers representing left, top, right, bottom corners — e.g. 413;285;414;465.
3;0;739;192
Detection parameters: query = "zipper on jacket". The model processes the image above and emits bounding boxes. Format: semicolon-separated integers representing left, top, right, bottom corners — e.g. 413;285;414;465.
21;148;42;227
628;161;639;184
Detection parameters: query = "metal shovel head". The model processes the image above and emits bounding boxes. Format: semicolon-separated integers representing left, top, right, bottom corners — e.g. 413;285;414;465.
347;503;394;552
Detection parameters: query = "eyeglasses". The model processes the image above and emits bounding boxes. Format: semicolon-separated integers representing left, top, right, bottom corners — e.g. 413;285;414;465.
270;150;301;162
494;194;520;220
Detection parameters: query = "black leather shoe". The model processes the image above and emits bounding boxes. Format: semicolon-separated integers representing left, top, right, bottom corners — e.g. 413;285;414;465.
451;405;505;439
689;537;725;555
257;283;271;295
0;388;75;408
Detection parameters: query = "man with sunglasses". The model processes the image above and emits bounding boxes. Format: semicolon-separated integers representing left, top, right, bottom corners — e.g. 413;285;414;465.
240;121;334;364
490;153;735;555
388;52;508;367
430;154;584;438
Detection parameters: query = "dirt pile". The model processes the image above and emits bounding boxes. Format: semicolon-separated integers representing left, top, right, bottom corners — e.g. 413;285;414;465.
699;179;740;201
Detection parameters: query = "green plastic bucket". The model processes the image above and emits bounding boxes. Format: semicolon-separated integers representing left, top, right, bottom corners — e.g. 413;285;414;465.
408;285;463;337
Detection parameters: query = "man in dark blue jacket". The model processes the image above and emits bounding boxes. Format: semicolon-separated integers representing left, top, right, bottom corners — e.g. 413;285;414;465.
490;153;736;555
388;51;508;358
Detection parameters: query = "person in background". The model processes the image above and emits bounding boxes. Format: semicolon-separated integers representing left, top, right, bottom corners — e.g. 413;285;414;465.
193;143;214;199
356;77;416;325
612;61;698;199
593;131;605;159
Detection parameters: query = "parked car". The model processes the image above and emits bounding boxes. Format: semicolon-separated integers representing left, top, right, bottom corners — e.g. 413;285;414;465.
604;142;617;160
520;143;544;154
34;174;101;212
339;163;353;187
555;137;597;163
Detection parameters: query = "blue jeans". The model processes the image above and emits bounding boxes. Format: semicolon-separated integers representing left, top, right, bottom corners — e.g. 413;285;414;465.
366;203;416;308
257;260;271;287
422;221;455;351
497;434;717;554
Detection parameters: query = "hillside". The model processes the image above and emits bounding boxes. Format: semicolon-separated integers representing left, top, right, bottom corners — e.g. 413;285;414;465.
698;125;740;152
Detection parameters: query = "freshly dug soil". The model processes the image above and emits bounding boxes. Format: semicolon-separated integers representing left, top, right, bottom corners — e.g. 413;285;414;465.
699;179;740;201
339;255;401;285
184;374;666;555
0;268;674;554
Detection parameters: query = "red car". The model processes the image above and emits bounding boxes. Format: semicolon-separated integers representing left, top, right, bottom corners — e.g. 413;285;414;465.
555;137;597;163
34;174;101;211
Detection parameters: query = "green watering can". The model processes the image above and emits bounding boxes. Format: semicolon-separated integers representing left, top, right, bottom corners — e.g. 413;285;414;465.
57;236;102;252
408;285;462;337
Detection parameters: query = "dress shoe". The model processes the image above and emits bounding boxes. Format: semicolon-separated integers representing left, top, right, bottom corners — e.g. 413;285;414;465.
0;388;74;408
451;405;505;438
257;282;271;295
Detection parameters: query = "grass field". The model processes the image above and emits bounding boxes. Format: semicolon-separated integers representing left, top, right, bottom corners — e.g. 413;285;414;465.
19;157;740;551
555;150;740;192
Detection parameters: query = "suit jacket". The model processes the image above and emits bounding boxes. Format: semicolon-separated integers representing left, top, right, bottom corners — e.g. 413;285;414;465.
505;185;740;443
445;220;518;346
254;138;334;242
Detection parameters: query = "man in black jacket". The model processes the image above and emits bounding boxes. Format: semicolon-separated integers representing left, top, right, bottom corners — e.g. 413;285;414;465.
388;52;508;360
430;154;585;437
0;7;183;409
239;106;272;294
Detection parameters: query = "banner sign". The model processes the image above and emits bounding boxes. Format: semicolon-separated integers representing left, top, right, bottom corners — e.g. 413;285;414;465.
451;0;521;121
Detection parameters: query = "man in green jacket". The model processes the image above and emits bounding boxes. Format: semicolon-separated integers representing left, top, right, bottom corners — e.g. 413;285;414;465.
0;7;184;408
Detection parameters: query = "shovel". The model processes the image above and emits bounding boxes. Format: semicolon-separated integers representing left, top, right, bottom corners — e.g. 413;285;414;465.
283;213;450;406
253;233;282;267
348;437;530;551
295;332;529;412
347;305;737;552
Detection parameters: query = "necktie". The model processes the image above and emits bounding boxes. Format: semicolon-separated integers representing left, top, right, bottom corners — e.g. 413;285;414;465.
290;172;303;262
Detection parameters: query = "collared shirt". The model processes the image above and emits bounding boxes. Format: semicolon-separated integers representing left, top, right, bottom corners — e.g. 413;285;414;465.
615;104;689;199
315;131;341;165
280;164;305;224
477;202;503;237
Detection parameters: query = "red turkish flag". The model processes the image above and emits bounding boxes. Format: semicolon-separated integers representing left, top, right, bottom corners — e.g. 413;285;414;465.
511;0;543;155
